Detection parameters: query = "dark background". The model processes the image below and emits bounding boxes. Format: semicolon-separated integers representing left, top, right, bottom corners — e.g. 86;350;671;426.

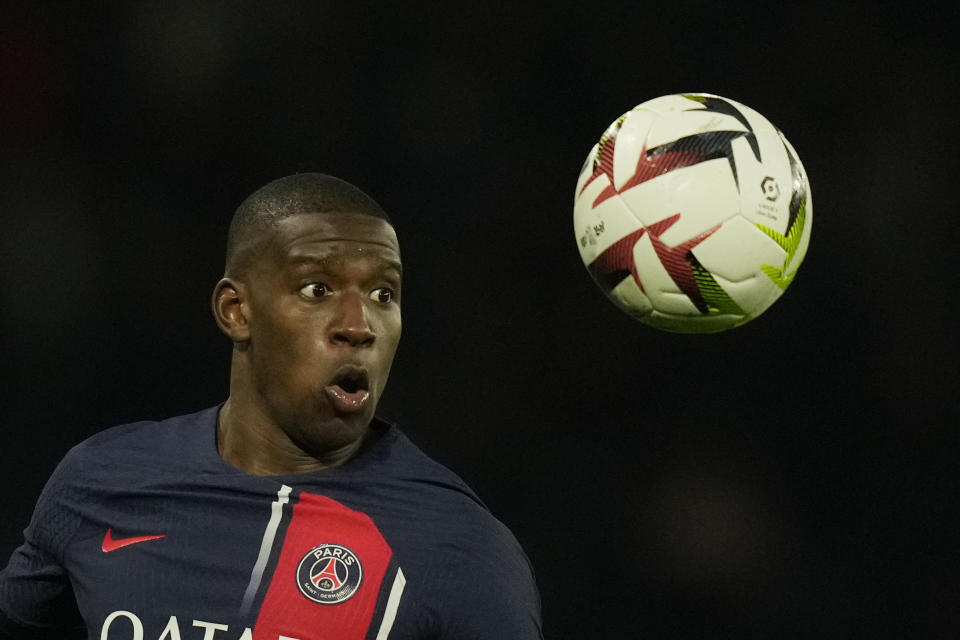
1;3;958;637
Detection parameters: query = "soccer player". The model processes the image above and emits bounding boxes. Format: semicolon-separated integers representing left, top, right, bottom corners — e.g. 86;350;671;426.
0;174;543;639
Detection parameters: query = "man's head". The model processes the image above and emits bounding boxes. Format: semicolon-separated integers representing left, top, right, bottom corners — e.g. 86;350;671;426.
225;173;392;277
212;174;402;472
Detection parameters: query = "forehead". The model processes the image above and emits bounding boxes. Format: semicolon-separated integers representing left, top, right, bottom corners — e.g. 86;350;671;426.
269;211;400;267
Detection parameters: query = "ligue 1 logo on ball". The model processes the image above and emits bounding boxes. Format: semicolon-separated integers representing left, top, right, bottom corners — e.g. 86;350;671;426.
296;544;363;604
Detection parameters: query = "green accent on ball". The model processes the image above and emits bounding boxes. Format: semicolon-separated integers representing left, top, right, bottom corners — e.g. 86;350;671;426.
681;94;708;105
756;198;808;290
596;134;611;159
690;257;746;316
597;114;627;148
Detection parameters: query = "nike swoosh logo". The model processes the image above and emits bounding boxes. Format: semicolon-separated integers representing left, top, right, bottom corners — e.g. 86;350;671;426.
101;528;166;553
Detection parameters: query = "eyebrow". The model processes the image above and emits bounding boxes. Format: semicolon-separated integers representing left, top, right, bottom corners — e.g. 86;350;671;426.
286;254;403;277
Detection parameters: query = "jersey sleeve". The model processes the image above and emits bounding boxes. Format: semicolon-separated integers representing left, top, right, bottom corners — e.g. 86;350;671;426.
0;451;86;638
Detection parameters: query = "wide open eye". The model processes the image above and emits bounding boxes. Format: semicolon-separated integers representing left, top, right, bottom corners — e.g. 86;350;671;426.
299;283;329;298
370;287;394;304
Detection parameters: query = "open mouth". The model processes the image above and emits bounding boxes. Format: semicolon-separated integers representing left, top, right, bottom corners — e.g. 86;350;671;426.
334;366;369;394
324;365;371;414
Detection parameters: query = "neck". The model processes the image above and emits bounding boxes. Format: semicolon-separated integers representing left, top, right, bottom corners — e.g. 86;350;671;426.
216;357;369;475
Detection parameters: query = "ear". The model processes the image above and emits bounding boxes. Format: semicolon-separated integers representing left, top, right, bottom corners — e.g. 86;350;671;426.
212;278;251;343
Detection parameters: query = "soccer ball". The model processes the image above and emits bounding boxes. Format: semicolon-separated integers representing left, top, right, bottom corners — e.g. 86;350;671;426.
573;93;812;333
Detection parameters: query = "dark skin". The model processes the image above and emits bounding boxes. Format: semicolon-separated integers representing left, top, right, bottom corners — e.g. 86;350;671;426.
212;211;402;475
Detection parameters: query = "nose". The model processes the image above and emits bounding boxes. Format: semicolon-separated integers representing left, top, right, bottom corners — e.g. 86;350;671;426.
329;291;376;348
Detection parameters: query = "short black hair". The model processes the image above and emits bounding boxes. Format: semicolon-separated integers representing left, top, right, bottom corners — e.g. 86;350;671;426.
225;173;391;271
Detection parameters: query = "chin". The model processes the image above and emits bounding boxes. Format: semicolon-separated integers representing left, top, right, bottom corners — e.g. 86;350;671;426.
298;412;370;458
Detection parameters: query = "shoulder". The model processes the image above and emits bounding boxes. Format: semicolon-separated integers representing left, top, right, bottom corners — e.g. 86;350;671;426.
360;420;492;519
356;421;530;564
61;406;219;475
32;407;220;538
359;422;543;637
15;408;214;561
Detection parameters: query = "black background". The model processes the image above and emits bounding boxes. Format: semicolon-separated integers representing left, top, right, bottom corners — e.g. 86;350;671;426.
1;3;958;637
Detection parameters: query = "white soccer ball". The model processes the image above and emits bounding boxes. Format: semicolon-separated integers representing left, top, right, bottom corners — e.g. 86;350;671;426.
573;93;812;333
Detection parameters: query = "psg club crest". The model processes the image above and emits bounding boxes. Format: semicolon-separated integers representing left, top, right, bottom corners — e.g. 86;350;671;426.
296;544;363;605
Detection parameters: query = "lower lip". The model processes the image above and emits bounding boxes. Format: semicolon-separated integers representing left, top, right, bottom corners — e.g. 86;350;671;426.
324;385;370;414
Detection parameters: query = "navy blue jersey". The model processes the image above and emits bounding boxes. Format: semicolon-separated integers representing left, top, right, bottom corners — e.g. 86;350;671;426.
0;407;542;640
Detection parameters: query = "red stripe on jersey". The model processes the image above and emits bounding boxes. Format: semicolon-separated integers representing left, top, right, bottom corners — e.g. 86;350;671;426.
253;492;393;640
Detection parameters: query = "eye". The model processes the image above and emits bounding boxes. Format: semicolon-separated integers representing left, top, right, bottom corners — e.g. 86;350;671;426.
299;283;329;298
370;287;395;304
